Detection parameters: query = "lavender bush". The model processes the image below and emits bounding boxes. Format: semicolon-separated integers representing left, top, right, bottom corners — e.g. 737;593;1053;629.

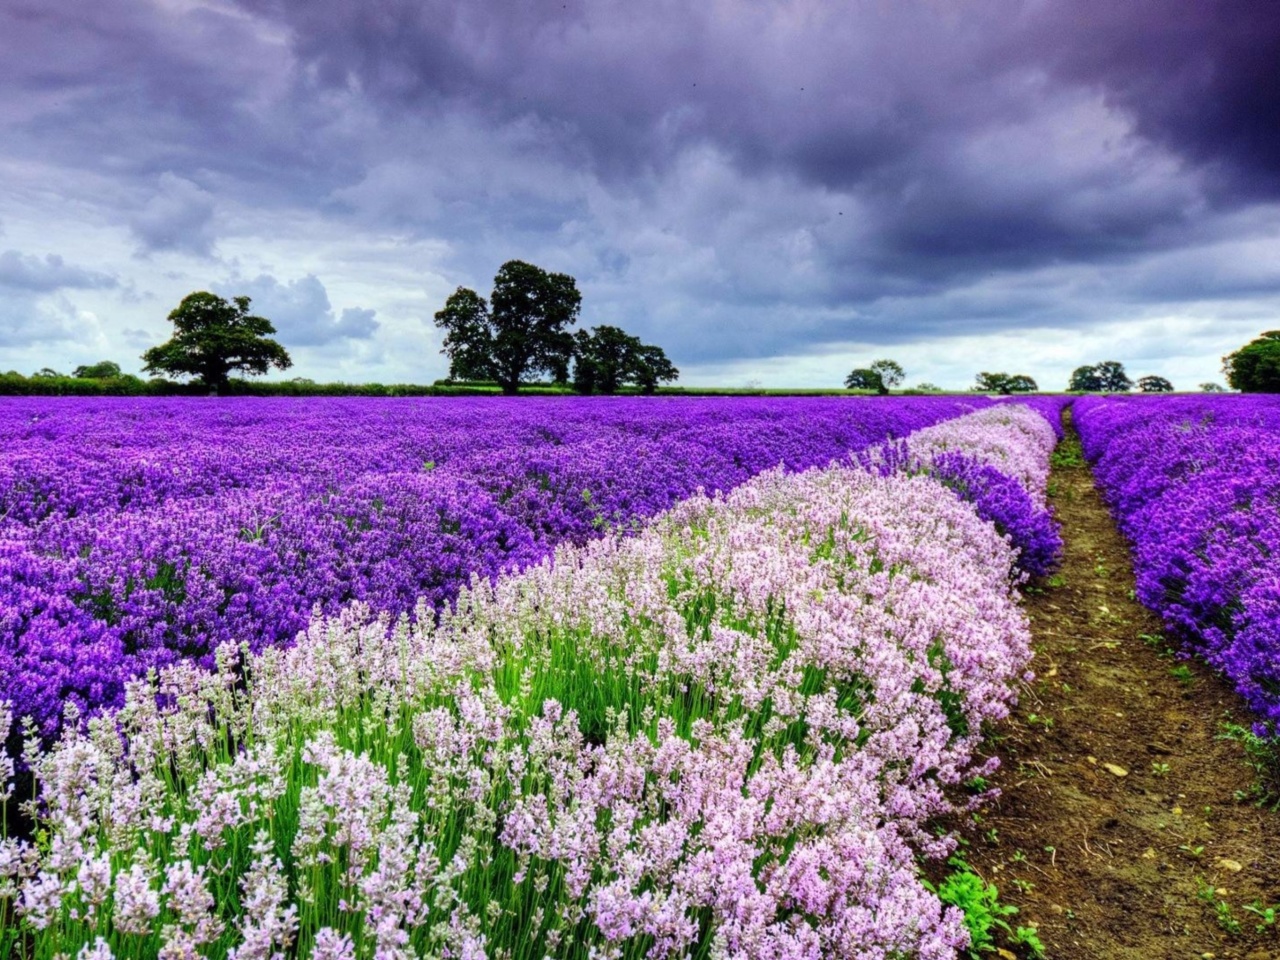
3;396;1003;742
1075;394;1280;733
0;404;1056;960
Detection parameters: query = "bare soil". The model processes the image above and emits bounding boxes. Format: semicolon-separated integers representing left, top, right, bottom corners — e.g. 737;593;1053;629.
954;416;1280;959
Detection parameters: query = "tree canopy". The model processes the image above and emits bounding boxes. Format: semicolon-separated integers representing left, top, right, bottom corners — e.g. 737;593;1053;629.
434;261;581;395
572;326;679;394
72;360;123;380
1068;360;1131;393
844;369;882;392
973;372;1038;394
1223;331;1280;393
141;292;292;392
1200;382;1226;393
1136;375;1174;393
844;359;904;395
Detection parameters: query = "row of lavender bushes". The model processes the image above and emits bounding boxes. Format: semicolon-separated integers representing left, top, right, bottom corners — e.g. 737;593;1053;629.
2;396;1004;743
1074;395;1280;736
1;403;1061;960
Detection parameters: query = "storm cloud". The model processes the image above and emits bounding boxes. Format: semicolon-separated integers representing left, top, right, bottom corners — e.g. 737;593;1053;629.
1;0;1278;386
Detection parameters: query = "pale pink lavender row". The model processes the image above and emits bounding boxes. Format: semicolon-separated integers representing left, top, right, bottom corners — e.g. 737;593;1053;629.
1075;394;1280;732
1;396;998;740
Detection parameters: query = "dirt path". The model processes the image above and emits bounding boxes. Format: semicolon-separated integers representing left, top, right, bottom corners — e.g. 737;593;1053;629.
959;416;1280;959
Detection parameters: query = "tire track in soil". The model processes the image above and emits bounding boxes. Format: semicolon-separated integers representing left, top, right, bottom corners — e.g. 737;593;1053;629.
957;413;1280;960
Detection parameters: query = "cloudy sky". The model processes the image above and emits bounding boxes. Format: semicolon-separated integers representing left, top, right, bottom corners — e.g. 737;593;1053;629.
2;0;1278;389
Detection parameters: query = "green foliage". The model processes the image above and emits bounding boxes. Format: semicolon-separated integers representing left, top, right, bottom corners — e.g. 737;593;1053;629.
0;371;160;396
433;286;497;381
1200;381;1227;393
973;372;1038;395
1218;722;1280;806
1068;360;1131;393
572;325;679;394
141;291;292;392
1136;374;1174;393
1223;331;1280;393
71;360;123;379
844;368;884;392
434;261;582;395
869;358;905;391
1243;900;1278;932
1049;437;1085;468
929;861;1033;957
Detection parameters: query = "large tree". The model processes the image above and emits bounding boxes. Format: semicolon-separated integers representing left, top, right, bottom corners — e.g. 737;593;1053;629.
572;325;679;394
141;292;291;392
1223;331;1280;392
434;260;581;395
1068;360;1131;393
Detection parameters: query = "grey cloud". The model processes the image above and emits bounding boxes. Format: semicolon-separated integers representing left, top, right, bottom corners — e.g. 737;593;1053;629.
130;174;218;257
0;291;77;347
232;0;1262;287
221;273;380;346
336;307;378;339
0;250;118;292
4;0;1280;378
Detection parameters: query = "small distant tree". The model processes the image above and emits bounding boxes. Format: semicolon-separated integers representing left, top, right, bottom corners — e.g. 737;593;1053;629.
434;261;581;395
31;368;63;379
914;382;942;392
1136;375;1174;393
869;359;905;393
72;361;123;379
974;372;1038;395
844;368;883;393
142;292;292;393
845;359;904;395
1223;331;1280;393
1200;382;1226;393
1069;361;1131;393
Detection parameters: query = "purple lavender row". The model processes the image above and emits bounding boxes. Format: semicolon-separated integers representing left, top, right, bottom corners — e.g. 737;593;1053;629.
1;395;998;740
1075;394;1280;732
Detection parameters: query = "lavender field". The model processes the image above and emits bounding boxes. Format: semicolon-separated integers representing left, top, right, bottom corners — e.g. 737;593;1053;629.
1;395;1014;742
1076;395;1280;734
0;398;1068;960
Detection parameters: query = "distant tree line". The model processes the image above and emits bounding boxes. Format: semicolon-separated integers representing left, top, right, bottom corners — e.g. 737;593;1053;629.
3;260;681;397
12;286;1280;395
837;357;1236;394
